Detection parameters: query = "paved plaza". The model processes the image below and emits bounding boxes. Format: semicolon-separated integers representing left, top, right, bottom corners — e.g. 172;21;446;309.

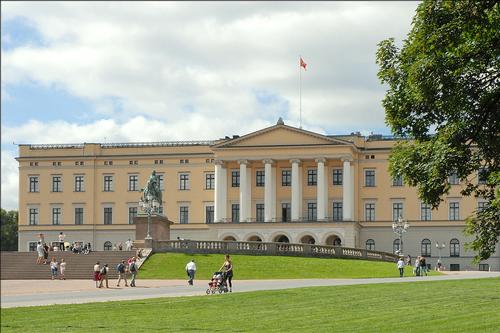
2;271;499;308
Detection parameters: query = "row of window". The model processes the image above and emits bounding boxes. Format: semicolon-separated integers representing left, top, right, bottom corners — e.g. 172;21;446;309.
377;238;462;257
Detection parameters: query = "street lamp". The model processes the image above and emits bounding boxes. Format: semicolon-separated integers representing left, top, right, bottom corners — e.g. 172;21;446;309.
139;193;160;240
436;242;446;261
392;216;410;255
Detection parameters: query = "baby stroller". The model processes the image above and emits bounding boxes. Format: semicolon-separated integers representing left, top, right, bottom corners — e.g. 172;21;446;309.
206;271;228;294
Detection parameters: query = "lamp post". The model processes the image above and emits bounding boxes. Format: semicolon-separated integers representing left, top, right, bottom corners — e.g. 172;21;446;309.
139;193;159;240
436;242;446;261
392;216;410;255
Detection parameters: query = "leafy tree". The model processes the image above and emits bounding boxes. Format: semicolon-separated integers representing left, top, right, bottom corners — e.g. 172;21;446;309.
376;0;499;261
1;209;18;251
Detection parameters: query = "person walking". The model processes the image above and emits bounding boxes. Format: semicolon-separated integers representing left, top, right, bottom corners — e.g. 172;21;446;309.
185;259;197;286
129;258;137;287
59;258;66;280
50;258;58;280
220;254;233;292
414;256;421;276
420;257;428;276
58;232;66;251
93;262;101;288
116;260;128;287
43;243;49;264
397;257;405;278
98;264;109;288
126;239;133;251
36;241;44;264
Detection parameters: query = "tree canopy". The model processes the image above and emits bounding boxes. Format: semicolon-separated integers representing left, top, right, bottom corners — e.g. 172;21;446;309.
376;0;499;261
1;209;18;251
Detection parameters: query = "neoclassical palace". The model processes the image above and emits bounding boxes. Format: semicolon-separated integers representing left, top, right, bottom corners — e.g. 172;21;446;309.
16;119;499;271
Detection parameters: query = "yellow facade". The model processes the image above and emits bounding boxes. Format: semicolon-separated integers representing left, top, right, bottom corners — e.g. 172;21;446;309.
16;122;498;271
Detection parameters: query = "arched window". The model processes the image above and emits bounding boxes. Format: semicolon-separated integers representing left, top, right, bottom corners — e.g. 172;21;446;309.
450;239;460;257
393;239;401;254
223;236;236;241
300;235;315;244
365;239;375;251
421;239;431;257
103;241;112;251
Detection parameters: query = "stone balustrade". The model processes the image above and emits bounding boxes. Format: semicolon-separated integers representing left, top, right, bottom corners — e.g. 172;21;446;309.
151;240;399;263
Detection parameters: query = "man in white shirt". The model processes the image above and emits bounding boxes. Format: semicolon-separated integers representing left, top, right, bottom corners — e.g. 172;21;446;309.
185;259;197;286
126;239;133;251
397;257;405;278
58;232;66;251
36;242;44;264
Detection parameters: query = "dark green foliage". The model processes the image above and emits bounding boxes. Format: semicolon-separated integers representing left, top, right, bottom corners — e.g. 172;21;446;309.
376;0;500;261
1;209;18;251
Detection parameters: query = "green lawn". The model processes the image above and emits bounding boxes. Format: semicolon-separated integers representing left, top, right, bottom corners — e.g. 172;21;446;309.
2;278;499;332
139;253;438;279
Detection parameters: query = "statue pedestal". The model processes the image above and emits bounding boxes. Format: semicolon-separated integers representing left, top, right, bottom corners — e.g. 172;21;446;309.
134;214;173;243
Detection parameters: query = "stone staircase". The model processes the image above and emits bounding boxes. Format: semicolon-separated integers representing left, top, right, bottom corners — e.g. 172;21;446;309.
0;251;144;280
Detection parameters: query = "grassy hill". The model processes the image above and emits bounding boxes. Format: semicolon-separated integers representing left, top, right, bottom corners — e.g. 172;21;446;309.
138;253;438;279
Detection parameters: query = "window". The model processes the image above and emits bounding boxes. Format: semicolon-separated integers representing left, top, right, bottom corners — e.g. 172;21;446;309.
365;203;375;221
332;169;343;185
478;168;488;184
205;173;215;190
307;169;317;186
392;202;404;221
52;208;61;225
127;175;138;191
104;241;112;251
478;264;489;271
52;176;62;192
477;201;488;213
256;203;264;222
282;170;291;186
365;170;376;187
129;160;138;165
179;173;190;190
256;170;265;187
158;174;164;191
281;203;291;222
332;202;343;221
74;175;85;192
392;174;403;186
205;206;214;223
365;239;375;251
179;206;189;224
307;202;317;221
421;239;431;257
421;203;432;221
29;208;39;225
103;175;113;191
450;239;460;257
128;207;137;225
231;171;240;187
28;242;37;252
449;202;460;220
450;264;460;271
29;176;39;192
393;239;401;254
448;171;459;185
75;208;83;225
104;207;112;225
232;204;240;223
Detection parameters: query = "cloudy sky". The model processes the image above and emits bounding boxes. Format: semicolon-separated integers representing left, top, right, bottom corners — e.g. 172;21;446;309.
1;1;419;210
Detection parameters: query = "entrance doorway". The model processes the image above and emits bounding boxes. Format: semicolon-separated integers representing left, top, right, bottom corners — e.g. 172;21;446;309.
281;203;291;222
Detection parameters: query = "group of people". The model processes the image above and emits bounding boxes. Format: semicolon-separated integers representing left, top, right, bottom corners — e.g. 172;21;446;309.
396;255;430;277
185;254;234;292
93;257;138;288
48;257;67;280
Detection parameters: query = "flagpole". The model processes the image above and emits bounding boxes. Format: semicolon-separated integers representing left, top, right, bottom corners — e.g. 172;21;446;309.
299;56;302;129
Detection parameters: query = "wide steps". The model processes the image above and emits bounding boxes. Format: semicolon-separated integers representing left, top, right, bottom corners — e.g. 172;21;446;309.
1;251;136;280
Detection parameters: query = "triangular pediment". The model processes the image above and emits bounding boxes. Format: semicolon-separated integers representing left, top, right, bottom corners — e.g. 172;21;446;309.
212;124;350;148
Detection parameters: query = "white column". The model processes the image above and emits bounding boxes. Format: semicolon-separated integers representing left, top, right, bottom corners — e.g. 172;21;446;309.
291;159;302;221
239;160;249;222
342;158;354;221
214;160;227;222
264;159;276;222
316;158;327;221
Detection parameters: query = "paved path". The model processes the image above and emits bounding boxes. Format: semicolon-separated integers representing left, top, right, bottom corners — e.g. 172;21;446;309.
2;271;499;308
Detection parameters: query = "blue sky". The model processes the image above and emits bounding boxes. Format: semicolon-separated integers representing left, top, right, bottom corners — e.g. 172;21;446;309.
1;2;419;210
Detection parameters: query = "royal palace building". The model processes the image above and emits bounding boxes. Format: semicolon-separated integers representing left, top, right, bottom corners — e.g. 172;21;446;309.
16;119;499;271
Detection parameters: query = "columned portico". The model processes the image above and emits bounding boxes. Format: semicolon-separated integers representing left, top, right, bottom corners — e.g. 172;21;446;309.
239;160;251;222
291;159;302;221
264;159;276;222
316;158;328;221
214;160;227;222
342;157;354;220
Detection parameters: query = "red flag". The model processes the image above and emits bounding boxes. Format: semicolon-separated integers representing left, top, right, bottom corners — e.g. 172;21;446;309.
300;57;307;70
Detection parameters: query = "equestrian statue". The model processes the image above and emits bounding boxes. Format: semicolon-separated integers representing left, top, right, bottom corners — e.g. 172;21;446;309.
141;170;162;205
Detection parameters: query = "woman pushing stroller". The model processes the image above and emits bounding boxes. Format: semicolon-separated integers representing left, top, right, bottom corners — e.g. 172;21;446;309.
219;254;233;292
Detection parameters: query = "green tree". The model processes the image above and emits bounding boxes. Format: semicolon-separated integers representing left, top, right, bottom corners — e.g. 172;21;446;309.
1;209;19;251
376;0;499;261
